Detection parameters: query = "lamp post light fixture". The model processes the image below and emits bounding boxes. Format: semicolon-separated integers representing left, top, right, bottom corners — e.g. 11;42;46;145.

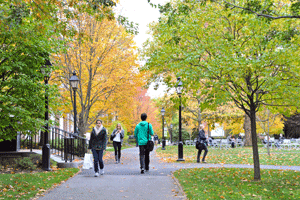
41;59;52;171
161;107;166;150
176;77;184;161
69;71;80;135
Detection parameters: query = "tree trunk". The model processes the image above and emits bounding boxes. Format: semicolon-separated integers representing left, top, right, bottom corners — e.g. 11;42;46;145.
78;110;90;137
168;127;173;144
267;109;270;156
243;114;252;146
250;108;261;181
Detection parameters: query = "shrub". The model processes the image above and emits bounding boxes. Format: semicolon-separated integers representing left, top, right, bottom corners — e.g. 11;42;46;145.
0;159;14;169
29;154;43;168
14;157;36;170
12;153;56;171
29;153;56;168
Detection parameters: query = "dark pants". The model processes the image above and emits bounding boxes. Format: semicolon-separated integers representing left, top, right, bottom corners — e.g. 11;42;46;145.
139;145;150;170
197;144;208;162
92;149;104;173
231;142;235;148
113;141;122;159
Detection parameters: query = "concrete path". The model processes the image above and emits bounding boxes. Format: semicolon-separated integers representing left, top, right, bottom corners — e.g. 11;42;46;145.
38;147;186;200
38;146;300;200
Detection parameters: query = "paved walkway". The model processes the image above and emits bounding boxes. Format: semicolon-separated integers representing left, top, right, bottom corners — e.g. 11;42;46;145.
38;146;300;200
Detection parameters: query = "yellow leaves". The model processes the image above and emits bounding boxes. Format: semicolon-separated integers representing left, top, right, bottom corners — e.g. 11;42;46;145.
53;13;142;133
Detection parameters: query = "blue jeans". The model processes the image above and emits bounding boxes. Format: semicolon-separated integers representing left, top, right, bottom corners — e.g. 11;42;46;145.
92;149;104;173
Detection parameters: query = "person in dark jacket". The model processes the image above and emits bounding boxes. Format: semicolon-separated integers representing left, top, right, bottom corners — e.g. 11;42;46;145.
88;119;107;177
134;113;154;174
197;124;208;163
111;123;125;164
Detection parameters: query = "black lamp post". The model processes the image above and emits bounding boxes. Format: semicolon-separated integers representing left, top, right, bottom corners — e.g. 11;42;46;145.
69;71;80;135
176;77;184;161
41;59;52;171
161;107;166;150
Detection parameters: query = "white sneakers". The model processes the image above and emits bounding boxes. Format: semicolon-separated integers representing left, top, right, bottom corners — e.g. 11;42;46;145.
94;169;104;177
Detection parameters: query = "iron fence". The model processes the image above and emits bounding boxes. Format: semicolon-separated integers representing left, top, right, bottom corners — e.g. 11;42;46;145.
21;127;88;162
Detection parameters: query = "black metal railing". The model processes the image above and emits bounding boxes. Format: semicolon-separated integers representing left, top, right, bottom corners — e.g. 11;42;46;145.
49;127;87;162
21;127;88;162
20;132;40;151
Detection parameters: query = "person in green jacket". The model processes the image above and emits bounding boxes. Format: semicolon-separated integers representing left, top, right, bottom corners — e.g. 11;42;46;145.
134;113;154;174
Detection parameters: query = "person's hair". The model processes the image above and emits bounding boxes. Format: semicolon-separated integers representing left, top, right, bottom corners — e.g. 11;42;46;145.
116;123;122;130
96;119;102;124
141;113;147;121
200;124;204;129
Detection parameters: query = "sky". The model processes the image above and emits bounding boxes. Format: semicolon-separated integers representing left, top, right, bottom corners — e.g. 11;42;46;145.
116;0;169;98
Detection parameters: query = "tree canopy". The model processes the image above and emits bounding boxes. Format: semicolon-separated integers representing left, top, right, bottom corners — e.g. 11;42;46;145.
143;0;300;181
54;14;142;135
0;1;61;140
0;0;134;141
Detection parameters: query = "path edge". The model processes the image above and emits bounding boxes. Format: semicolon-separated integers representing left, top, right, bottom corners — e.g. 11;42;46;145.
171;172;188;200
33;168;82;199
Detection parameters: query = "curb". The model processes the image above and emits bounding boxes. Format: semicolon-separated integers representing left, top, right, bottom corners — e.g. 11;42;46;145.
57;161;83;168
171;172;188;200
33;167;82;200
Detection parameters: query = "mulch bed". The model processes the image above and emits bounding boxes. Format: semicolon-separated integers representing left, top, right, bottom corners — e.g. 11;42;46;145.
0;166;45;174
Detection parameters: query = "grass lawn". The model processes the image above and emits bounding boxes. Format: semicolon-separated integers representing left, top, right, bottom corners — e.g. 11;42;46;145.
0;168;80;199
156;145;300;166
174;168;300;199
157;145;300;199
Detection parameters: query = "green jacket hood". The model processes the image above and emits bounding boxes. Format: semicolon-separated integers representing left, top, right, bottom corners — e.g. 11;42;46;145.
138;121;148;126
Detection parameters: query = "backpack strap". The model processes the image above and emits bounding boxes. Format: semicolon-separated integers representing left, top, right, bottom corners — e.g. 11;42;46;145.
148;123;150;141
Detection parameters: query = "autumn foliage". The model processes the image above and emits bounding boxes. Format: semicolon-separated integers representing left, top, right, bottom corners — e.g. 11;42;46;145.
53;14;143;135
129;88;161;136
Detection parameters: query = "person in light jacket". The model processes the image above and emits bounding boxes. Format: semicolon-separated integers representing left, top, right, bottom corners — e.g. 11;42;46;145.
134;113;154;174
111;123;125;164
88;119;107;177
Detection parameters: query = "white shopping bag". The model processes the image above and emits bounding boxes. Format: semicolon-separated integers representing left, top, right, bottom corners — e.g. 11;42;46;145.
82;153;93;169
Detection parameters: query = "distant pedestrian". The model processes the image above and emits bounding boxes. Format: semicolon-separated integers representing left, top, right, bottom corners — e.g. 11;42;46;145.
238;134;242;140
88;119;107;177
230;135;236;148
154;134;159;146
275;133;285;148
196;124;208;163
279;134;285;144
134;113;154;174
111;123;125;164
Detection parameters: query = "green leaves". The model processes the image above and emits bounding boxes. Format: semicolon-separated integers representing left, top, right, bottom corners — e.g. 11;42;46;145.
0;1;60;141
117;15;139;35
